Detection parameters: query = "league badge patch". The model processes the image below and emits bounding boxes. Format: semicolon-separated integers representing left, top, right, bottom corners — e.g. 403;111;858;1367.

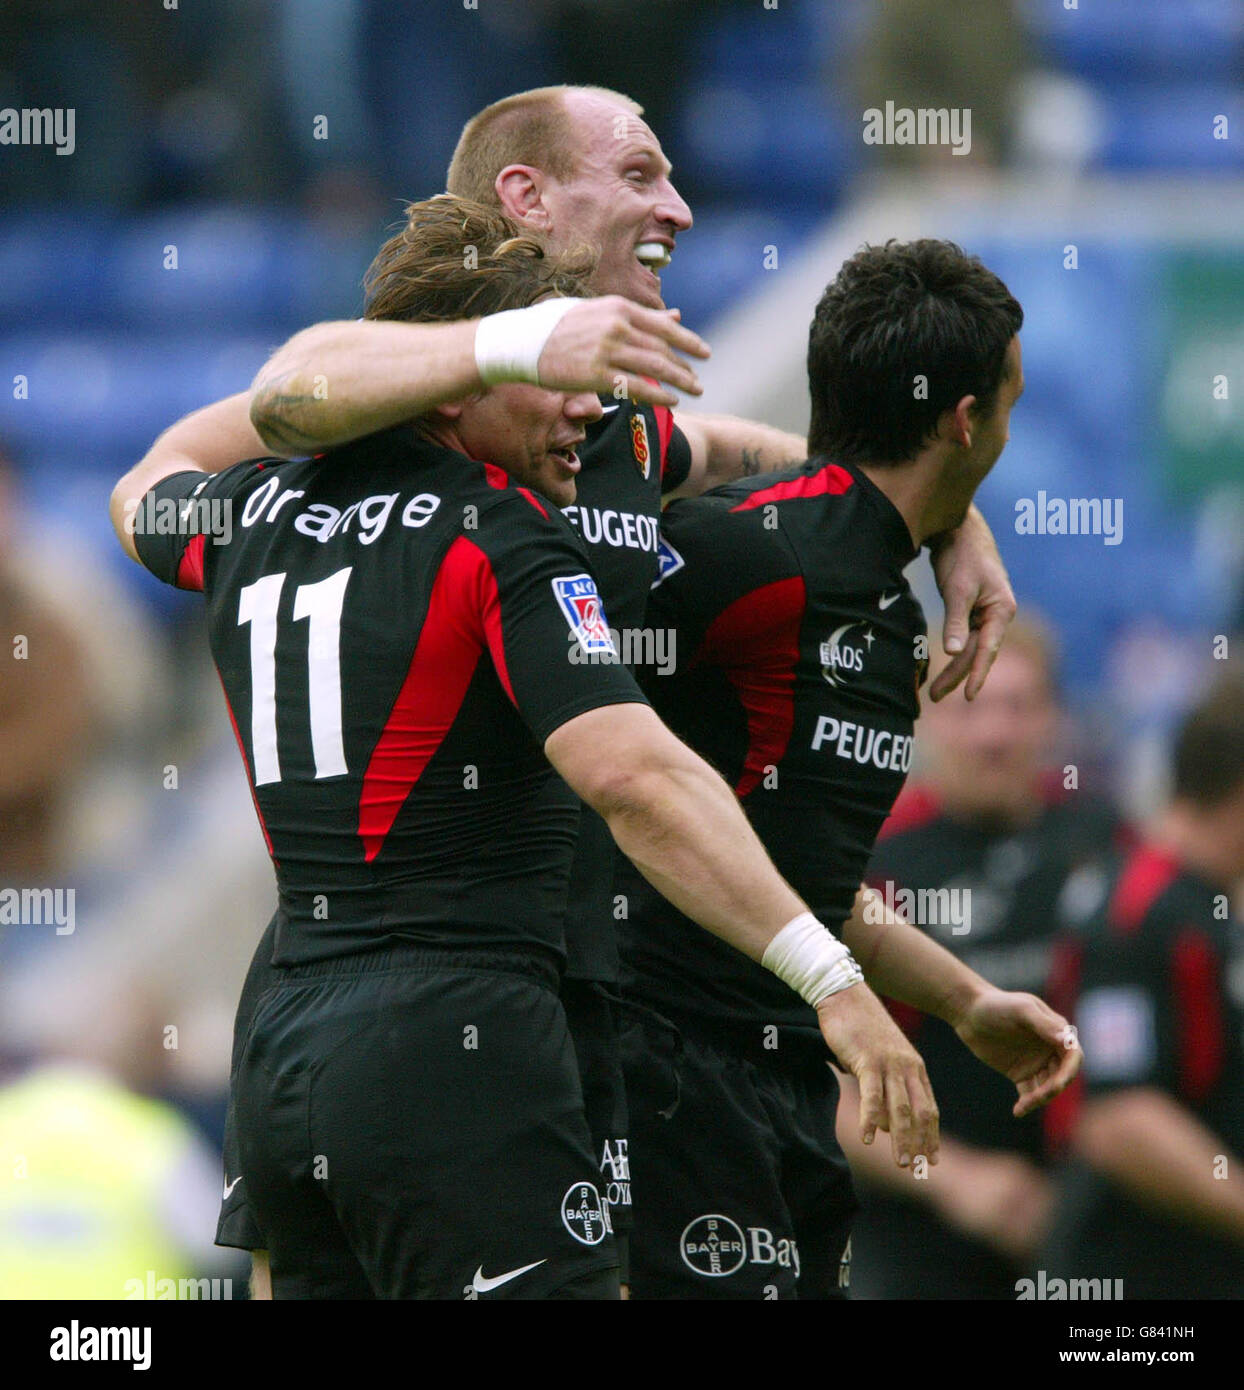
552;574;617;655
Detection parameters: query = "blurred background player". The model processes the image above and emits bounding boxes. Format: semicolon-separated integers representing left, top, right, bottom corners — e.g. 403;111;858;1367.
1040;673;1244;1300
842;615;1129;1299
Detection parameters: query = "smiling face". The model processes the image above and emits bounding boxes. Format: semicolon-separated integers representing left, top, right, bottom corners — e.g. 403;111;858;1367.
451;383;603;507
538;91;692;308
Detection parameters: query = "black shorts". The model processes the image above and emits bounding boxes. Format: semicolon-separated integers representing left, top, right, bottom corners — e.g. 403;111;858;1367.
233;941;619;1299
561;979;631;1247
218;932;635;1264
621;1014;856;1300
216;914;279;1253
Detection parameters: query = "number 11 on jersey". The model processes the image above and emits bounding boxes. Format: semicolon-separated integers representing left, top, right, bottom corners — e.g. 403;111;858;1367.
237;567;352;786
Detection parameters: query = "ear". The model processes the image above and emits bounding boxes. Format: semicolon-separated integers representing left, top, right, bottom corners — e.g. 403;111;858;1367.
944;394;976;450
495;165;551;229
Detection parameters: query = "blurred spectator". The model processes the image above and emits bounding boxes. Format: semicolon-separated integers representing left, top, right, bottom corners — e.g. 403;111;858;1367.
0;454;95;882
1041;672;1244;1299
852;0;1028;168
841;617;1128;1298
0;1059;237;1298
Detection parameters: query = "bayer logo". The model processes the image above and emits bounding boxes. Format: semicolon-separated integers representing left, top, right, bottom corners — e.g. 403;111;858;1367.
561;1181;609;1246
680;1214;747;1277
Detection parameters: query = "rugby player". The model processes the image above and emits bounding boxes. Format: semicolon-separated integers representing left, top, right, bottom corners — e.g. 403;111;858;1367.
110;199;941;1299
613;240;1082;1298
844;619;1128;1299
1041;674;1244;1299
130;85;1016;1292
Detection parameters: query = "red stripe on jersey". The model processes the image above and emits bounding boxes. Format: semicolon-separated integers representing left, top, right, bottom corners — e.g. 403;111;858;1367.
483;463;509;490
517;487;549;519
694;576;806;798
729;463;854;512
877;782;942;840
1107;843;1180;937
653;404;675;478
176;533;207;592
1042;935;1084;1154
358;536;507;861
1171;927;1224;1103
216;670;275;859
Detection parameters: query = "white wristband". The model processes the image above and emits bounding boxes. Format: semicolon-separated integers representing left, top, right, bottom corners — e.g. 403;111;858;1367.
474;297;580;386
761;912;864;1008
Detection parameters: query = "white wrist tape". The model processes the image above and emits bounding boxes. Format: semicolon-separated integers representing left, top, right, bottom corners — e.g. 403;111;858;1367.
762;912;864;1007
474;297;580;386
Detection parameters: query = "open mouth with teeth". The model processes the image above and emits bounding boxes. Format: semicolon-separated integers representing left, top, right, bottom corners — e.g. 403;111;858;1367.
548;445;581;468
635;241;672;270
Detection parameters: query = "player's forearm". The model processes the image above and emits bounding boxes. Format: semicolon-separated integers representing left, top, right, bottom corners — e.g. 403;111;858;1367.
840;885;986;1026
249;319;482;456
1077;1089;1244;1244
676;412;806;495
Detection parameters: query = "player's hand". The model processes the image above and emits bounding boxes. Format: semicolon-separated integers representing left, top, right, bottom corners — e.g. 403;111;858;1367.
536;296;710;407
816;983;940;1170
930;1150;1054;1261
927;505;1016;703
952;986;1082;1118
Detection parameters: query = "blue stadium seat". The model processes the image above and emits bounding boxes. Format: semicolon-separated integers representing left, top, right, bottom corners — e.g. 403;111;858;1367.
0;332;272;458
1024;0;1243;83
1095;86;1244;171
102;209;292;329
675;82;856;206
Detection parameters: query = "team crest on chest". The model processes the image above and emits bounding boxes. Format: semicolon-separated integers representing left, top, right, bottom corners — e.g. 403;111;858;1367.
630;412;651;479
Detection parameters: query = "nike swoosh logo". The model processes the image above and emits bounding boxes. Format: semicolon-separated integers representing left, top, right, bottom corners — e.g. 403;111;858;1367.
223;1176;242;1200
472;1259;547;1294
598;403;621;414
878;592;901;610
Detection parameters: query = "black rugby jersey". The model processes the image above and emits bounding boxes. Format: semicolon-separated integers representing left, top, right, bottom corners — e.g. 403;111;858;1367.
866;781;1125;1162
1071;842;1244;1152
560;397;691;983
1049;843;1244;1296
617;457;927;1049
133;427;646;965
